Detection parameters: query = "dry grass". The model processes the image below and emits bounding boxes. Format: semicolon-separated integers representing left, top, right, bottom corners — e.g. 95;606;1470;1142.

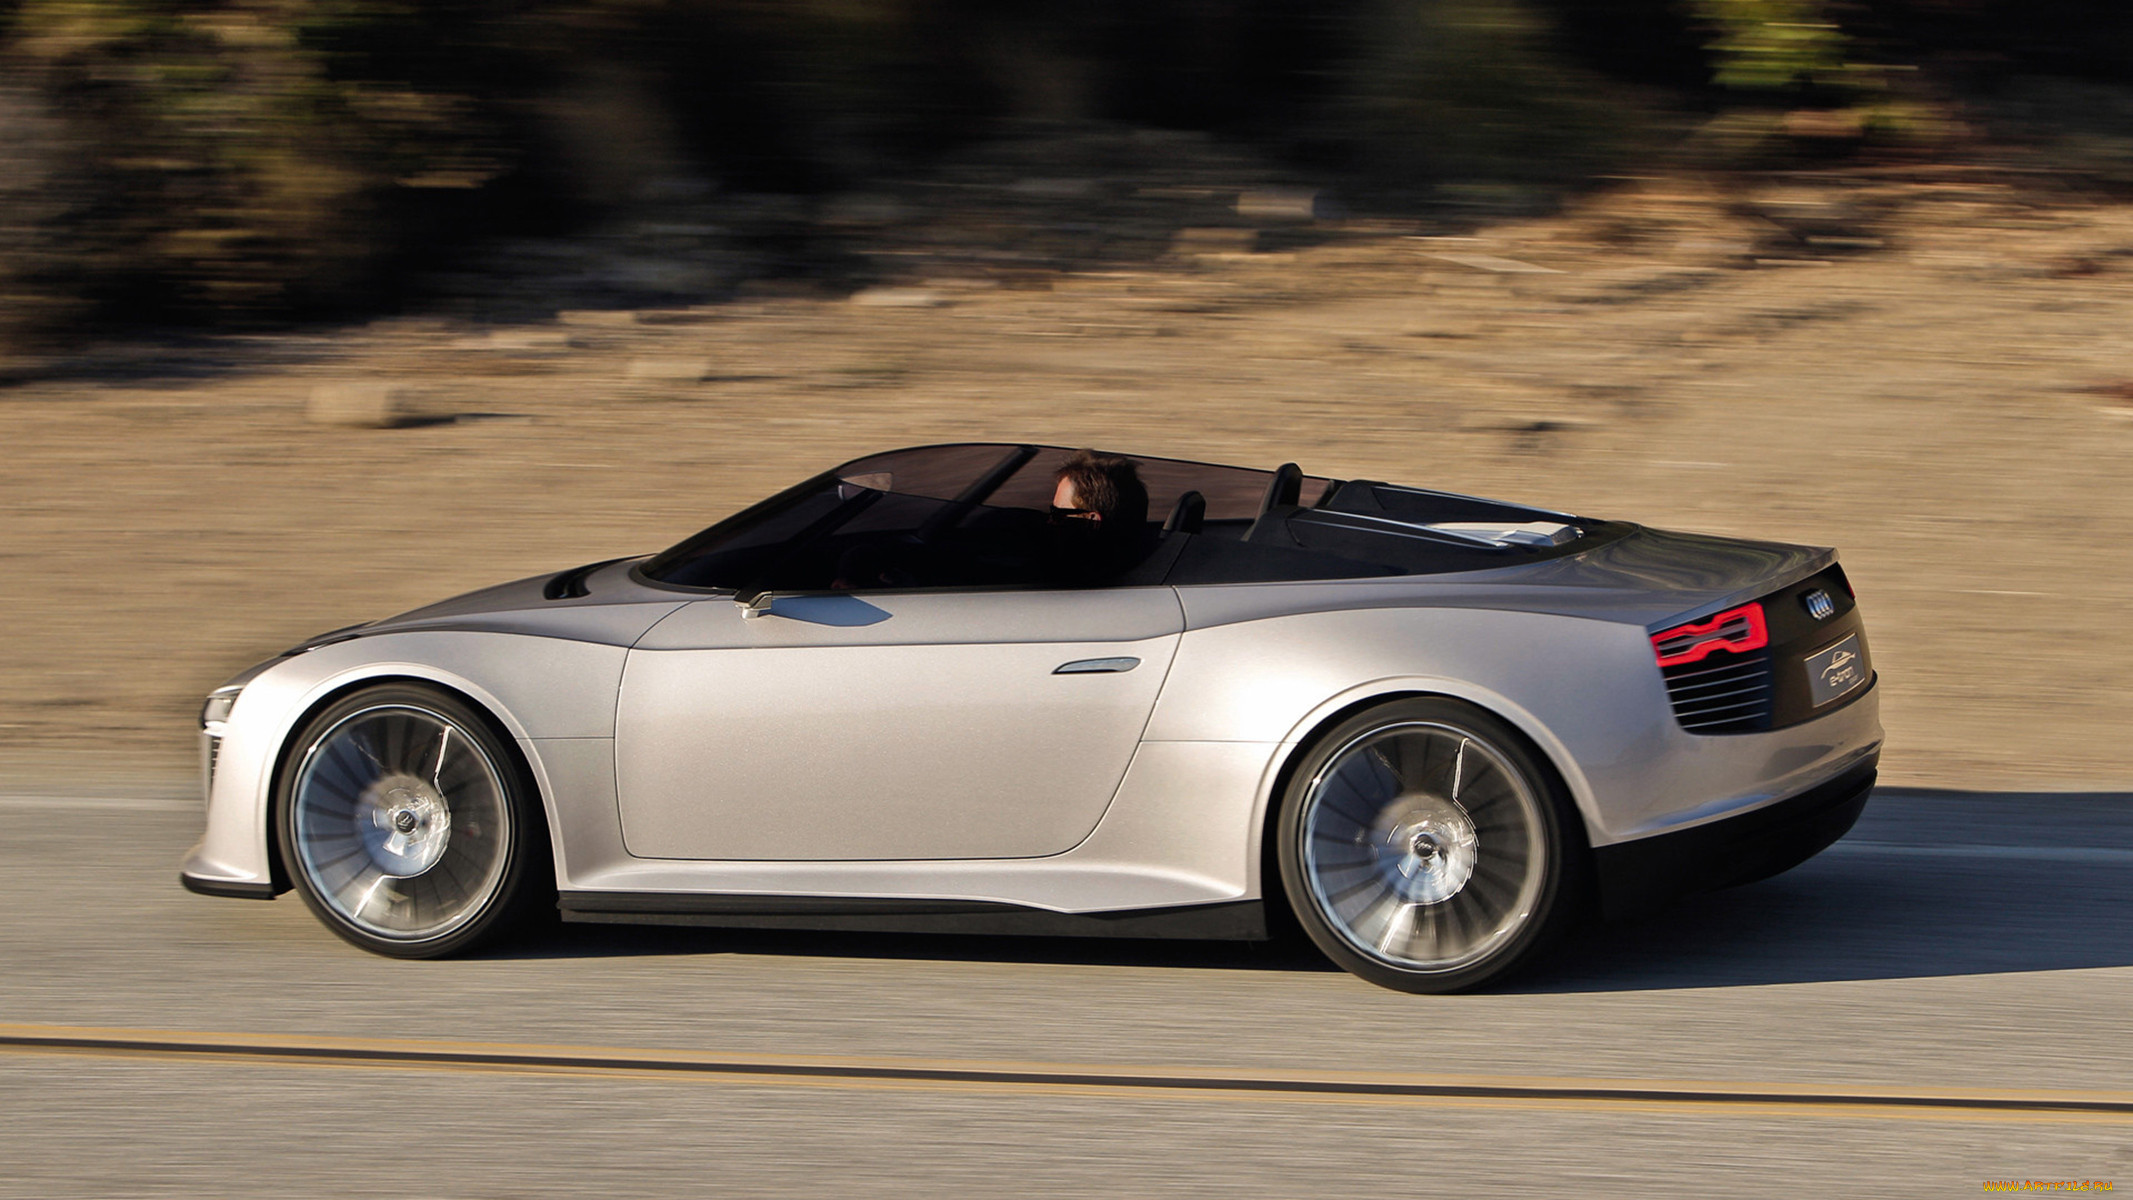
4;176;2130;791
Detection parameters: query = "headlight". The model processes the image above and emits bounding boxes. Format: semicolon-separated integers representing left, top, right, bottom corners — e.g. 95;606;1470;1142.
200;688;242;728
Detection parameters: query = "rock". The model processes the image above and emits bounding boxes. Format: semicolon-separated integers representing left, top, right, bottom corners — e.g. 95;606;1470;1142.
1782;108;1867;141
630;222;723;239
306;383;409;429
1008;178;1095;199
1672;236;1755;263
448;329;579;352
1433;182;1552;216
849;287;947;308
557;309;642;328
1500;416;1598;454
1422;250;1562;274
632;308;723;325
1740;187;1874;239
1136;186;1220;201
626;359;711;381
635;175;716;202
590;259;718;293
818;193;908;227
1171;227;1257;255
1236;188;1339;222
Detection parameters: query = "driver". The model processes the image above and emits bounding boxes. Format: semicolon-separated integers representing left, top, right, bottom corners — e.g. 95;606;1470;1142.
1047;450;1149;584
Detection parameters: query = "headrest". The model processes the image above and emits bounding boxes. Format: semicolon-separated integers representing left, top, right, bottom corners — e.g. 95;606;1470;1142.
1163;490;1206;534
1259;462;1302;515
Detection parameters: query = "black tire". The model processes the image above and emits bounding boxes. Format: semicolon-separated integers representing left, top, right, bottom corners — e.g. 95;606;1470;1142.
274;683;549;958
1275;697;1587;993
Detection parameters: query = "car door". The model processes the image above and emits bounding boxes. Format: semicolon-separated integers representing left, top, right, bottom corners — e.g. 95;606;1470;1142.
614;585;1184;861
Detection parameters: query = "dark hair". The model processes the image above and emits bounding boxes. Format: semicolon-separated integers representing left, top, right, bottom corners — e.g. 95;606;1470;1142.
1057;450;1148;528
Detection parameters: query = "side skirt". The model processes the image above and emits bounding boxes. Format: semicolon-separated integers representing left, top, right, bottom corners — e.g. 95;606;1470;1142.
180;872;278;900
557;894;1268;941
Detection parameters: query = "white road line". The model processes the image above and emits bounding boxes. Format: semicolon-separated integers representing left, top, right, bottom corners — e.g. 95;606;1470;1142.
0;795;192;811
1829;841;2133;863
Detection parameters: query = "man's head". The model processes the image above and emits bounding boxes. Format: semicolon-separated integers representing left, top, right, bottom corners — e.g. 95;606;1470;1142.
1051;450;1148;530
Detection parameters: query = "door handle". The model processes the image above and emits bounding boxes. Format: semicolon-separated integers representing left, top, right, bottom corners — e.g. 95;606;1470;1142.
1054;657;1140;675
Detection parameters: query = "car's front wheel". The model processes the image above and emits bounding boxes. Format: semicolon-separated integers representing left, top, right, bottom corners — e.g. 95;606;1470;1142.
275;684;547;958
1276;697;1586;993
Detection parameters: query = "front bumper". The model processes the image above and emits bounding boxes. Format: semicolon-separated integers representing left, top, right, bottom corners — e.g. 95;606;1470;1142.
1592;752;1877;921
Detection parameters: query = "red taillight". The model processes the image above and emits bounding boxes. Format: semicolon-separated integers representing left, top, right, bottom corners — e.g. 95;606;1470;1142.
1652;601;1768;668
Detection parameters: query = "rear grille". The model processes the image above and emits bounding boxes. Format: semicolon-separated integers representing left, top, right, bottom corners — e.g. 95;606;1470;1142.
1662;649;1774;734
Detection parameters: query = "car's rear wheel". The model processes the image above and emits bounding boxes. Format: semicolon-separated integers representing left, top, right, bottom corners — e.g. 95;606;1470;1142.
1276;697;1584;993
275;684;546;958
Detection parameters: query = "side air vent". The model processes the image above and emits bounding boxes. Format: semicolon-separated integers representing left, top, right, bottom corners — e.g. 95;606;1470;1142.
544;556;628;600
201;732;223;808
1661;649;1775;734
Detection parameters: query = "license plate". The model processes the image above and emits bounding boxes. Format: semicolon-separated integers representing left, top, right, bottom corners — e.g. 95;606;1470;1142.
1806;634;1866;706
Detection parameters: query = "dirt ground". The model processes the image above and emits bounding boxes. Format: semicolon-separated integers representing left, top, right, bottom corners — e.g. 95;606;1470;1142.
3;173;2129;792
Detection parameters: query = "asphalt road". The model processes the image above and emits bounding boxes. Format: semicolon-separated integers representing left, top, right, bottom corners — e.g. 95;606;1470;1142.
2;785;2129;1198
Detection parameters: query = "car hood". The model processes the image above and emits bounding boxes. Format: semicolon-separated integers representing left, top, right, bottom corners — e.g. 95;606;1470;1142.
300;557;688;650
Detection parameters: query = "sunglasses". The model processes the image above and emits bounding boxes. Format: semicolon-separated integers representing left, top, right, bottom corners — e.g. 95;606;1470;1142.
1048;505;1102;523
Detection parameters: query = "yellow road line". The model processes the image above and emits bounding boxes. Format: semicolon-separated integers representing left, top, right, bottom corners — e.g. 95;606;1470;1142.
3;1023;2128;1125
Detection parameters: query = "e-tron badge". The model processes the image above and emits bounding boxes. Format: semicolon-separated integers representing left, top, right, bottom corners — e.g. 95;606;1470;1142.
1806;634;1865;706
1803;589;1835;620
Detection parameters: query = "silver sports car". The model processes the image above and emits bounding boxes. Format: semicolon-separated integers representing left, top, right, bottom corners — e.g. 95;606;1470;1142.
183;443;1881;992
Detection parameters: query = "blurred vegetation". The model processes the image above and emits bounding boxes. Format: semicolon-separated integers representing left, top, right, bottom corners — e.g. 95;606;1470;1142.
2;0;2131;346
1330;0;1648;192
1694;0;1851;92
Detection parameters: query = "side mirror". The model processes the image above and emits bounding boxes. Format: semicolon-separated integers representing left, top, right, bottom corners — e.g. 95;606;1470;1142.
735;588;775;620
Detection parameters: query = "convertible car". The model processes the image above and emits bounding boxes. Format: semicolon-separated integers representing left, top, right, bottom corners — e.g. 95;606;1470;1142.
182;443;1880;992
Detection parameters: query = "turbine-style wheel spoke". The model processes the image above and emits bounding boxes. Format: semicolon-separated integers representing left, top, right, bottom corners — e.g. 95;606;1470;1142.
289;704;513;944
1297;720;1550;975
